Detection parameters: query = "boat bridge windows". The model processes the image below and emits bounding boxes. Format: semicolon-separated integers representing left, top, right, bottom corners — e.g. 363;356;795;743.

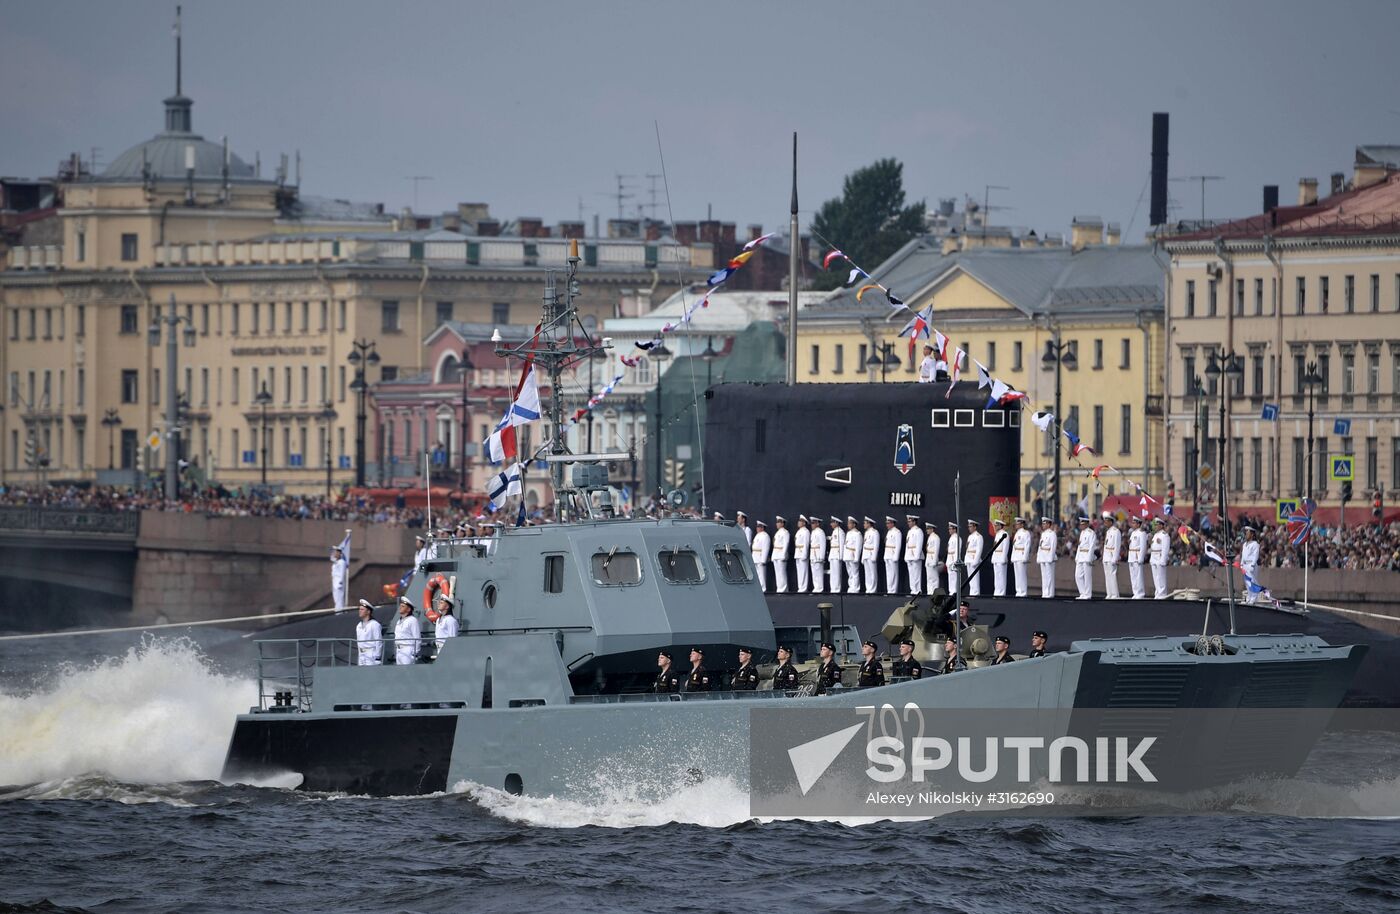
712;544;754;583
657;548;705;584
591;548;642;586
543;554;566;593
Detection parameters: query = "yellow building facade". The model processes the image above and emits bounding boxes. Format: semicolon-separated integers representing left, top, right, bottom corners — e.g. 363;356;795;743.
798;237;1165;518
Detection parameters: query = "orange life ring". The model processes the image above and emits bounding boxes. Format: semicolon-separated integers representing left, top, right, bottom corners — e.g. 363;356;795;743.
423;573;450;622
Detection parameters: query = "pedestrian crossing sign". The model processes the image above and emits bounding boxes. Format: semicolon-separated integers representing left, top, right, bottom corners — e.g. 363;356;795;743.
1276;499;1299;523
1330;456;1354;481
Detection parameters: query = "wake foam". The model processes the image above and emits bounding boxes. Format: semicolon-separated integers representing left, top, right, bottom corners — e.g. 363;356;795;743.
0;638;256;786
460;775;754;829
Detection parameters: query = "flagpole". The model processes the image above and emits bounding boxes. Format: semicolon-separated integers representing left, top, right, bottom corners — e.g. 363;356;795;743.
1304;536;1309;609
786;131;798;387
424;451;432;535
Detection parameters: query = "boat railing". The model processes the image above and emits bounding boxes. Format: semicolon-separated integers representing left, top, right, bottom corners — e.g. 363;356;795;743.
255;637;393;711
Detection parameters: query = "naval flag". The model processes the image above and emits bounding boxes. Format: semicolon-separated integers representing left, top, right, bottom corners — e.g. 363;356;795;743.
484;361;541;464
486;462;523;510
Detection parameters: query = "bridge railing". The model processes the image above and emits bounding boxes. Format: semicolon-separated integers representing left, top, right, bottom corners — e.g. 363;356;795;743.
0;506;140;536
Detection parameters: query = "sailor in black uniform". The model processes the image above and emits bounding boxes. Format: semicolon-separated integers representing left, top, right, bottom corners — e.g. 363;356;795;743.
817;641;842;692
773;645;800;691
1029;630;1048;658
941;636;966;674
655;650;681;693
992;635;1016;664
857;639;886;687
685;648;711;692
891;638;923;679
732;647;760;690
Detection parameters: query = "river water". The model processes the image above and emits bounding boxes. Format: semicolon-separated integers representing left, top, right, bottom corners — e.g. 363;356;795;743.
2;632;1399;913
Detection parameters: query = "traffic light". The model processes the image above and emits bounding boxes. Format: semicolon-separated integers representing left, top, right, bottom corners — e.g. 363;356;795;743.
23;432;35;468
1373;493;1383;521
663;457;675;488
674;461;685;489
1341;481;1353;503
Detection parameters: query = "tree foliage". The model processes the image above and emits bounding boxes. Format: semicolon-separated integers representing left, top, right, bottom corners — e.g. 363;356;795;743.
810;158;926;291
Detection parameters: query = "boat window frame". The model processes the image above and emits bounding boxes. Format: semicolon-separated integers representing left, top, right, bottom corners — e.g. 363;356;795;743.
711;543;754;584
656;547;706;585
543;553;566;594
591;546;643;587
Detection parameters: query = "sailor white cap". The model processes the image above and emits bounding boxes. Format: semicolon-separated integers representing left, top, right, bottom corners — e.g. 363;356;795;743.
357;598;374;611
830;515;843;523
414;534;425;542
756;519;767;527
1130;514;1142;522
1102;511;1114;519
1243;524;1257;532
947;521;957;528
1152;517;1165;525
797;514;808;522
967;518;979;526
885;515;896;523
398;595;415;608
905;514;919;521
863;515;876;524
1014;516;1026;523
775;515;786;523
1040;516;1053;523
993;518;1005;527
847;515;858;524
736;510;747;518
924;521;937;528
1078;515;1090;523
713;511;724;520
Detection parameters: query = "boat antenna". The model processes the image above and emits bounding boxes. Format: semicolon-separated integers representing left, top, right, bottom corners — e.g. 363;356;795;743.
787;131;798;386
953;471;964;659
424;451;432;535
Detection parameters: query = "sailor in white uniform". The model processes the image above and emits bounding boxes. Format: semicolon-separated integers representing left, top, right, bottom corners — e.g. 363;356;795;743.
989;518;1010;597
355;599;383;665
827;515;845;594
918;343;937;383
1126;515;1148;599
861;516;880;595
412;535;429;568
432;594;459;654
808;514;827;594
1240;526;1262;603
1149;518;1171;598
963;519;984;597
771;516;791;593
882;516;902;595
1036;517;1058;599
903;515;924;596
393;596;421;666
793;515;811;593
1100;512;1122;600
1073;516;1097;600
945;522;962;595
736;511;753;547
330;544;348;611
843;516;861;593
922;522;941;596
1010;517;1032;597
751;520;772;592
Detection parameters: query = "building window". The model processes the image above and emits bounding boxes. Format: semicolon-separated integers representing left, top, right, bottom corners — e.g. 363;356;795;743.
120;370;138;403
76;368;85;407
1252;354;1264;396
42;309;52;339
299;301;309;333
1092;339;1103;370
76;230;85;262
1012;341;1023;372
1342;352;1355;395
76;305;85;337
120;233;138;261
1185;280;1195;317
1232;436;1244;492
1120;404;1131;455
338;366;346;403
1092;405;1103;454
1066;340;1079;370
380;366;398;382
1293;353;1307;396
1296;276;1306;314
382;301;399;332
834;344;844;374
436;301;453;326
119;305;138;334
1317;352;1330;395
251;303;261;334
1368;351;1380;394
8;310;17;340
492;302;510;325
283;302;293;333
319;300;328;332
201;368;209;405
986;341;996;372
1120;338;1130;370
230;303;240;335
151;368;160;405
1250;438;1262;491
338;300;347;331
1208;280;1217;316
1367;437;1378;489
231;367;240;404
1317;437;1329;493
809;344;820;374
1320;276;1330;313
1183;353;1196;395
1371;274;1380;312
1254;278;1263;315
1234;278;1244;316
283;366;293;403
320;365;328;402
1293;438;1305;494
266;302;275;333
301;366;309;403
1344;275;1355;313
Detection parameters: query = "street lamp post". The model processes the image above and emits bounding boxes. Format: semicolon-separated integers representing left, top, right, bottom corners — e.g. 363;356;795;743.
650;342;672;497
101;409;122;470
319;401;337;498
458;349;474;491
1041;334;1078;522
1302;360;1322;502
701;336;720;387
1205;350;1245;626
1189;374;1205;520
148;293;196;500
347;339;380;488
255;382;273;485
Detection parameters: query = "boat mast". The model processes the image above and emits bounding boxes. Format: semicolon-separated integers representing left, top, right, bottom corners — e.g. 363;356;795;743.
786;132;798;386
495;239;607;524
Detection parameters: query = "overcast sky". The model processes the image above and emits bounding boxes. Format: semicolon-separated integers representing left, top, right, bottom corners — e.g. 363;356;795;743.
4;0;1397;240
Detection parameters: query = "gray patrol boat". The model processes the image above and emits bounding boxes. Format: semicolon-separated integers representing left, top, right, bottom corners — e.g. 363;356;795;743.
220;247;1368;799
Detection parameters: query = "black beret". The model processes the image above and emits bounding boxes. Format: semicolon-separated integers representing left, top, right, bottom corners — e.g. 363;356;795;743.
776;645;791;653
994;635;1010;645
863;640;877;649
900;639;916;647
738;646;752;654
1032;630;1048;639
820;641;836;651
659;649;673;659
690;647;704;655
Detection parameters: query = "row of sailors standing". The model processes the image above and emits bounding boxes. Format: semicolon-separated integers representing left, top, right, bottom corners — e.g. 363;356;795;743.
730;510;1179;599
354;593;458;666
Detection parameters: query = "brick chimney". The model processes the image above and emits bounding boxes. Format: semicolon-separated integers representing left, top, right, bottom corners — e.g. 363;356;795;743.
748;224;764;242
519;217;543;238
558;221;585;239
644;221;662;242
674;222;698;245
1105;222;1121;246
720;223;736;247
477;219;501;237
1298;178;1318;206
698;220;720;244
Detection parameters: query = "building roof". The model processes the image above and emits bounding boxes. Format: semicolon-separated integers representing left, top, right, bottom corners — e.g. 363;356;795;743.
604;288;829;336
1163;172;1400;244
101;93;257;182
804;242;1163;321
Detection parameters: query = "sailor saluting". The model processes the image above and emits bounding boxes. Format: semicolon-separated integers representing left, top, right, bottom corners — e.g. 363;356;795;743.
655;650;681;693
393;596;421;666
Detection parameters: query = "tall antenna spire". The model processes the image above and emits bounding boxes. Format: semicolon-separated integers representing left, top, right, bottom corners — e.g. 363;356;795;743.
786;132;799;386
174;5;182;96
